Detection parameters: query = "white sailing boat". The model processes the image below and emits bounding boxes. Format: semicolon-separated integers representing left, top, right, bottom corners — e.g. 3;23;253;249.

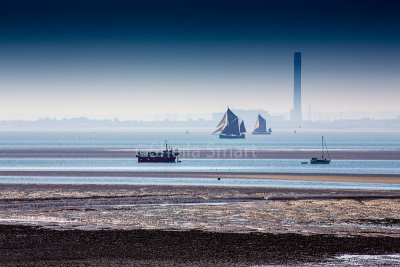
252;114;272;135
213;107;246;139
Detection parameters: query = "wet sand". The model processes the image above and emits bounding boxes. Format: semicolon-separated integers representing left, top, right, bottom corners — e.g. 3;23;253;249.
1;170;400;183
1;183;400;265
1;147;400;159
1;184;400;235
1;184;400;266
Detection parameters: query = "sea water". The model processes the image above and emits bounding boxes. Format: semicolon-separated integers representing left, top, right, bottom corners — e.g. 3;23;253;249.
0;130;399;189
0;158;399;175
0;130;399;149
0;158;399;190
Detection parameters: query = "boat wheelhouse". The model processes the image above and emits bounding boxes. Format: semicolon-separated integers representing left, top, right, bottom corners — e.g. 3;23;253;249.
136;142;179;163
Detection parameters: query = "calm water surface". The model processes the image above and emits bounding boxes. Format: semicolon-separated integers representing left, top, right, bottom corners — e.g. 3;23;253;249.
0;131;399;190
0;158;399;175
0;131;399;149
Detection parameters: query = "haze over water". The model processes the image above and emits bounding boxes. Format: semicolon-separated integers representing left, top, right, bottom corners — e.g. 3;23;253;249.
1;0;399;120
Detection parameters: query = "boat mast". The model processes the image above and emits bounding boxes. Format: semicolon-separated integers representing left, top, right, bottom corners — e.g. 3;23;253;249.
322;136;324;159
325;138;331;160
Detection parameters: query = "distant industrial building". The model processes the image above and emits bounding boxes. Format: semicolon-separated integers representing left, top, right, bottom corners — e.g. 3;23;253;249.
291;52;302;123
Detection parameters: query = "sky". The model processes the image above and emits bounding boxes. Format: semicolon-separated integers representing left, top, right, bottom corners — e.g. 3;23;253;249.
0;0;399;120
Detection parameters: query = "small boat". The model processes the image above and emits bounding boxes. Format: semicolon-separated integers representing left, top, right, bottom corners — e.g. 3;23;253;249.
310;136;331;164
301;161;308;164
252;114;272;135
213;107;246;139
136;141;179;163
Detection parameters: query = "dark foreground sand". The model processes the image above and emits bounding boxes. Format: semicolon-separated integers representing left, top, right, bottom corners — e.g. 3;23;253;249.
2;224;400;267
1;184;400;265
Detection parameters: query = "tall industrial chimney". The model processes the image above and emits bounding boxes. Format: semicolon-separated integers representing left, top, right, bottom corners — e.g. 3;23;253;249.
291;52;302;123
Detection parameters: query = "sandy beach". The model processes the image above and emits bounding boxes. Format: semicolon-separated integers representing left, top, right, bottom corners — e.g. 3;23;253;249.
1;183;400;265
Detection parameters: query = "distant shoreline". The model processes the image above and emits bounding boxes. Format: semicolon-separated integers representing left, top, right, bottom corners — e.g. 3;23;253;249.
1;148;400;159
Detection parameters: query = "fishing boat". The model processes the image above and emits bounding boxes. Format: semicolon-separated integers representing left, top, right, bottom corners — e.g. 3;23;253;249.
136;141;179;163
310;136;331;164
213;107;246;139
252;114;272;135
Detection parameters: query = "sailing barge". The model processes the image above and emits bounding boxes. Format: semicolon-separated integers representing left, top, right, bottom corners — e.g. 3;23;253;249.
252;114;272;135
213;107;246;139
136;142;179;163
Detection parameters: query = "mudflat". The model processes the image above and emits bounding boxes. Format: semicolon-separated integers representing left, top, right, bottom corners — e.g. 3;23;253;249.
1;183;400;235
2;224;400;267
1;183;400;266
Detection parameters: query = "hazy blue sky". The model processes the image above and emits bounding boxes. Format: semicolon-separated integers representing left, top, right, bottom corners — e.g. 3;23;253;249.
0;0;399;120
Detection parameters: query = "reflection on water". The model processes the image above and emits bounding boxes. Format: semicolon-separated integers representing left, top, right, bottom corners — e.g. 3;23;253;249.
0;158;399;175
